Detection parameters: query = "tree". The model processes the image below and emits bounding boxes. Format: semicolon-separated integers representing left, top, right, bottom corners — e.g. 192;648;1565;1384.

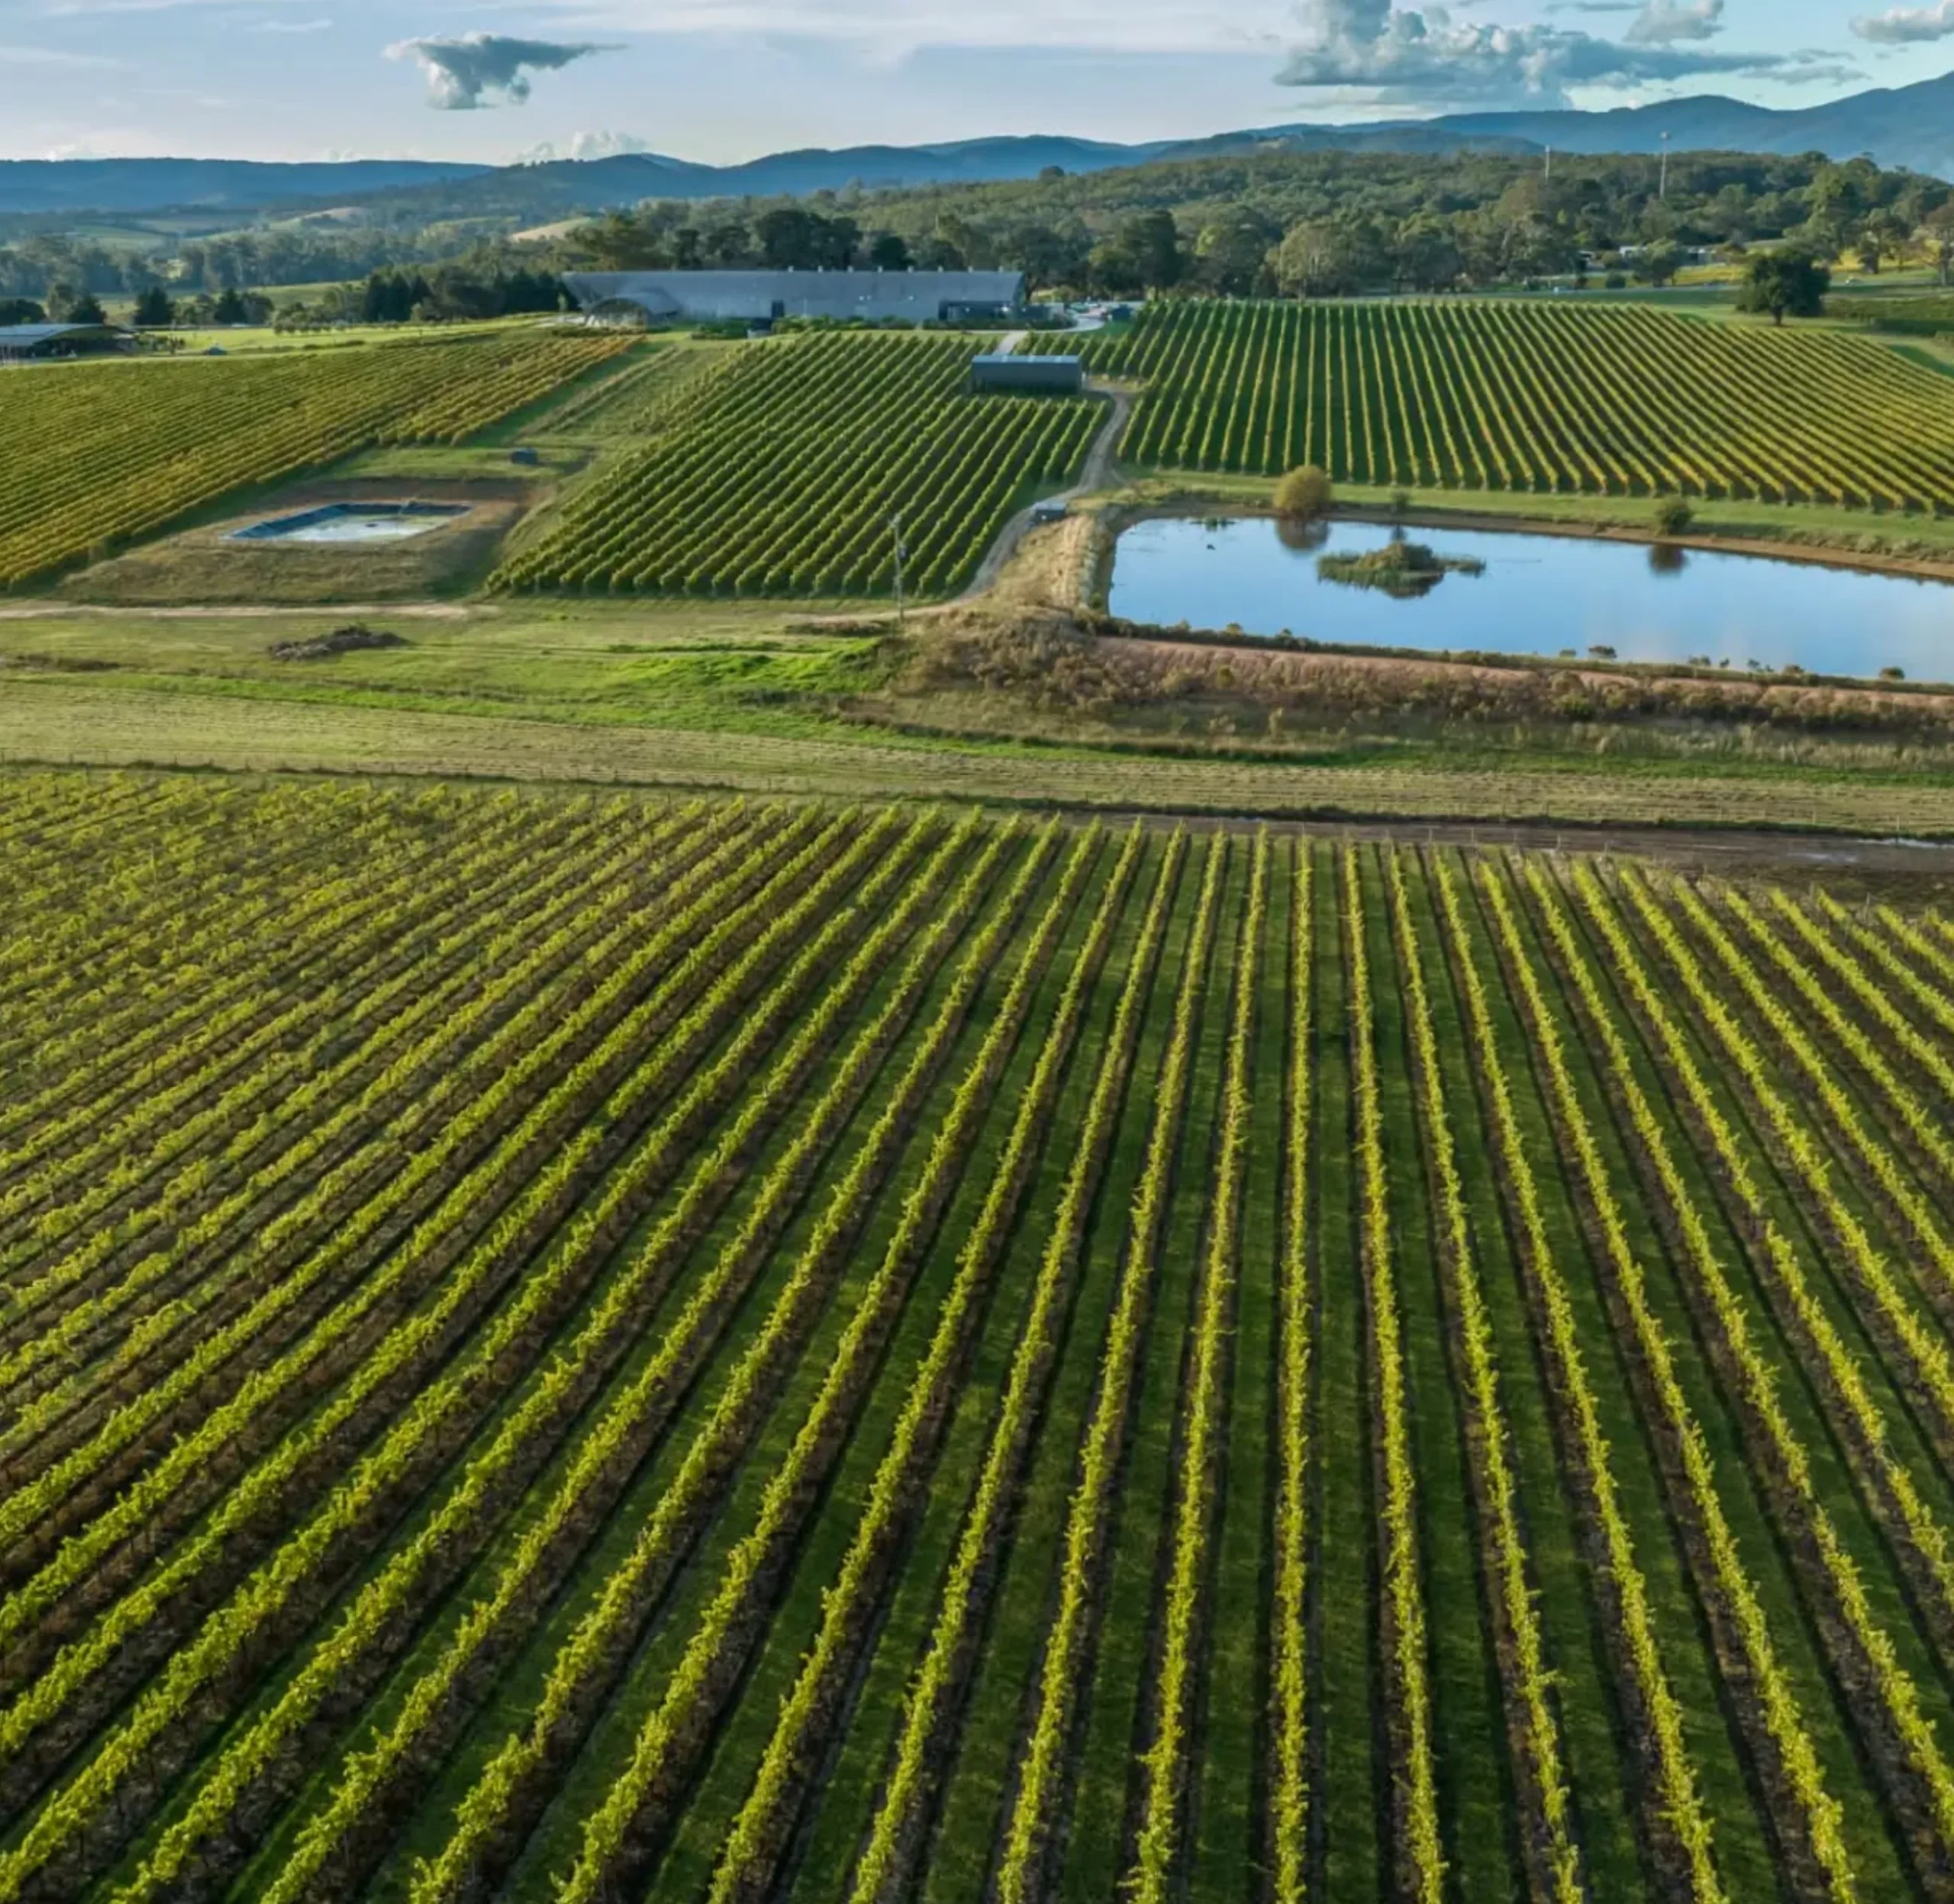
867;230;911;272
131;285;176;327
0;297;47;326
1736;248;1829;325
1194;211;1276;295
579;209;666;270
754;208;824;270
1391;215;1462;292
53;288;106;324
1274;465;1333;520
701;219;754;267
1116;209;1185;290
1858;208;1908;275
211;285;263;325
1926;203;1954;287
1632;240;1682;286
1274;217;1386;297
672;226;703;269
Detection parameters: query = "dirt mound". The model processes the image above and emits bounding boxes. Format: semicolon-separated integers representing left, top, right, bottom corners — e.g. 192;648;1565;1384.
267;623;409;662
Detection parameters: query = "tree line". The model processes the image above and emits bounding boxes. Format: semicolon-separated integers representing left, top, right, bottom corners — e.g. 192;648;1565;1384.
568;149;1954;297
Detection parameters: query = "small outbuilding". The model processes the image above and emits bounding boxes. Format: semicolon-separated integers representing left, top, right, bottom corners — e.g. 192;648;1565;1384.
0;322;132;362
969;353;1084;395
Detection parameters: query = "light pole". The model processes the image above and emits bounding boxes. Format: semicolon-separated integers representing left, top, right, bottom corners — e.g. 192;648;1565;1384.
1659;130;1670;202
891;511;907;630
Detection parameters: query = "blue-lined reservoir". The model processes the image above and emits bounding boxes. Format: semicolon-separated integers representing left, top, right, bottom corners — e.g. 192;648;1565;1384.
1108;516;1954;683
230;502;469;546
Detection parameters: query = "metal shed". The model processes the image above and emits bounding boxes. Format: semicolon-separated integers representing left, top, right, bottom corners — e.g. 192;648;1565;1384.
969;354;1084;395
561;269;1027;327
0;322;131;362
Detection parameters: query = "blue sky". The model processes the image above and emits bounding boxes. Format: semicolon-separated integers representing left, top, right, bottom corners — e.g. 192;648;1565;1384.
0;0;1946;165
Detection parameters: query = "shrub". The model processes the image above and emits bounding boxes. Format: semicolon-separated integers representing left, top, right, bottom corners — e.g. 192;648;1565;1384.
1273;465;1333;520
1653;496;1694;538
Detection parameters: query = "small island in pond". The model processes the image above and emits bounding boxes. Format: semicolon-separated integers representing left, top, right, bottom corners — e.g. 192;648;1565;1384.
1316;538;1487;598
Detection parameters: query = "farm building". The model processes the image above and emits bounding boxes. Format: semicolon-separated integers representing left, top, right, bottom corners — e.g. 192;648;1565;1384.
562;269;1026;327
969;353;1084;394
0;322;132;362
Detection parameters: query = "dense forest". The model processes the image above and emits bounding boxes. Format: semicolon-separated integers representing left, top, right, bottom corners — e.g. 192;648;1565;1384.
568;149;1954;295
4;145;1951;309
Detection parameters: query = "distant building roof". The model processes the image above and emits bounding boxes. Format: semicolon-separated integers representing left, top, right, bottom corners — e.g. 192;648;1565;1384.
563;269;1026;324
0;321;129;351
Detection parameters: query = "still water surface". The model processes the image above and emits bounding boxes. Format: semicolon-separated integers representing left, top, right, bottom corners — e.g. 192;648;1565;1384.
1108;517;1954;682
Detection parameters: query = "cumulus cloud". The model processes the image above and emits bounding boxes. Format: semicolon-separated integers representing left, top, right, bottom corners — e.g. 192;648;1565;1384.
385;32;617;109
1624;0;1720;40
1275;0;1840;104
1851;0;1954;37
518;129;657;159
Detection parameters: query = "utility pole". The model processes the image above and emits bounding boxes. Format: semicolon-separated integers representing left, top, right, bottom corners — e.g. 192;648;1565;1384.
1659;130;1670;201
1544;143;1553;185
891;511;907;630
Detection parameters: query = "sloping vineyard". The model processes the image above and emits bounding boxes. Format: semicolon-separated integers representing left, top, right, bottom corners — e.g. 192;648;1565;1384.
0;329;629;588
1036;299;1954;506
491;333;1101;598
9;771;1954;1903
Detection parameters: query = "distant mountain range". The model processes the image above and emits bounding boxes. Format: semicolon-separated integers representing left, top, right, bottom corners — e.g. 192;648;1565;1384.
3;69;1949;223
0;156;487;216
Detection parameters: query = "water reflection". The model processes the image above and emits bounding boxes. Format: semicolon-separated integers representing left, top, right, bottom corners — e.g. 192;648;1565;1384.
1109;516;1954;682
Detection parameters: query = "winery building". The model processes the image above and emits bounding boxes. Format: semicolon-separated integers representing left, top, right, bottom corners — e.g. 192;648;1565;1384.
563;269;1027;327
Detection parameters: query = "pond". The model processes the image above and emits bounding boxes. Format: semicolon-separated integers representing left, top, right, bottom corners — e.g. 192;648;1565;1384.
230;502;469;546
1108;517;1954;684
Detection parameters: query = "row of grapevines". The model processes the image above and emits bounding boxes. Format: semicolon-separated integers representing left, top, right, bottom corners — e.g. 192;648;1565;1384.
1127;833;1267;1904
1385;851;1583;1904
550;826;1096;1904
1429;854;1726;1902
111;808;930;1904
1072;300;1954;509
406;819;1049;1904
708;825;1147;1904
254;807;971;1904
0;794;620;1302
1623;873;1954;1448
0;805;649;1421
1568;865;1954;1851
492;333;1101;599
0;330;627;586
1269;842;1311;1904
0;805;799;1651
1498;859;1859;1899
989;835;1224;1904
1343;846;1445;1904
0;810;864;1896
841;830;1185;1904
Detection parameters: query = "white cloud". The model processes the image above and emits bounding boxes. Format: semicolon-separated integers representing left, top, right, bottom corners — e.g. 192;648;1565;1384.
385;31;619;108
1625;0;1720;42
1274;0;1843;104
254;16;332;31
1851;0;1954;38
517;127;655;159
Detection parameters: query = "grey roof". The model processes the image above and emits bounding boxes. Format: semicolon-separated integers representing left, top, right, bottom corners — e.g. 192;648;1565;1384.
0;322;123;345
563;269;1025;322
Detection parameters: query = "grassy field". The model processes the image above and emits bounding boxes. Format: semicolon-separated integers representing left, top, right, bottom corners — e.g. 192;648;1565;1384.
13;596;1954;831
7;775;1954;1902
